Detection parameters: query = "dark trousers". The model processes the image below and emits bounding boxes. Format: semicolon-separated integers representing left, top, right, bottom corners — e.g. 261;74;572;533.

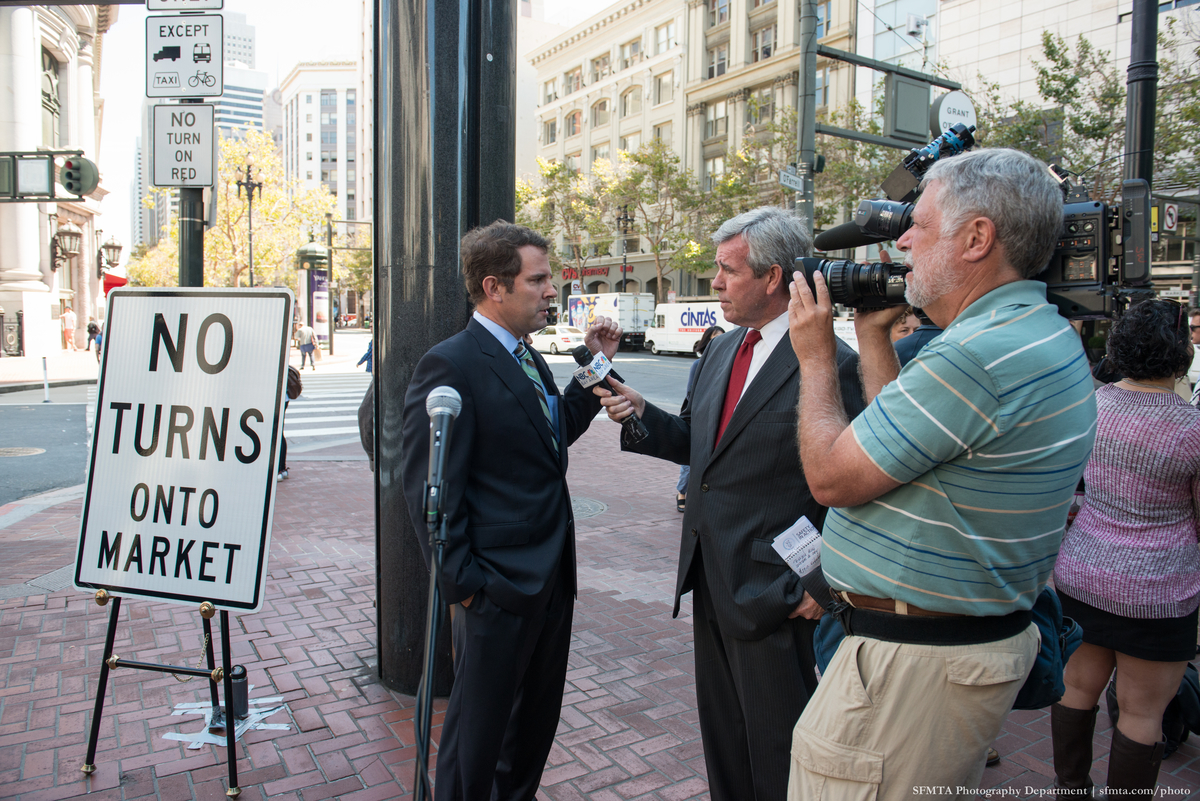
436;572;573;801
691;551;819;801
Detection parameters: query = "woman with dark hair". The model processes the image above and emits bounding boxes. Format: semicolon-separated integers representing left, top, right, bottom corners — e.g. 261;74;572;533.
675;325;725;511
1051;299;1200;796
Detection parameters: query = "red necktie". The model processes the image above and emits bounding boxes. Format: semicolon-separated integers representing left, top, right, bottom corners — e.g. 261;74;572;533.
717;329;762;442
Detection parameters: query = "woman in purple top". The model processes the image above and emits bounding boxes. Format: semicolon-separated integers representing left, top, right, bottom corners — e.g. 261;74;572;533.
1051;299;1200;796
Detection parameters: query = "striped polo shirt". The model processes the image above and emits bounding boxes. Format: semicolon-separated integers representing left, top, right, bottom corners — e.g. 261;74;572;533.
821;280;1098;616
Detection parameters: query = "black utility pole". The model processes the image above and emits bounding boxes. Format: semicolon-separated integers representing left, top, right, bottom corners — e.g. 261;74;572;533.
617;205;633;288
1124;0;1158;186
374;0;517;694
178;100;205;287
326;213;335;356
234;158;263;287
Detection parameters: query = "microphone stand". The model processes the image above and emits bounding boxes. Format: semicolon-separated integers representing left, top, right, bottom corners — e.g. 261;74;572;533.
414;445;448;801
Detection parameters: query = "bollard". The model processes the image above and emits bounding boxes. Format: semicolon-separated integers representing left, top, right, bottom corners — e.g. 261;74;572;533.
230;665;248;719
42;356;50;403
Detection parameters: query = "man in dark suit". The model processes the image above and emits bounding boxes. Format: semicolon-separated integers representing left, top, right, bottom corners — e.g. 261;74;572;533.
401;221;621;801
596;207;865;800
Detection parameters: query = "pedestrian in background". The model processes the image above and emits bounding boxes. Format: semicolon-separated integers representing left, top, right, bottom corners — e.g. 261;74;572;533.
674;325;724;512
296;323;316;370
357;339;373;373
1052;299;1200;796
888;307;918;342
62;306;77;351
86;318;100;351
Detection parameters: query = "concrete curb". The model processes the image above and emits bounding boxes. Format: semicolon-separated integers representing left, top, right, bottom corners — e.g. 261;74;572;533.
0;379;98;394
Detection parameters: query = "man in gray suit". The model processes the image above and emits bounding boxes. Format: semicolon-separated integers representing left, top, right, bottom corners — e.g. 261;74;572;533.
597;207;865;801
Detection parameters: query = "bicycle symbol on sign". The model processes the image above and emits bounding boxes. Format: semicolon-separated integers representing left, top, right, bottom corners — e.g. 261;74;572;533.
188;71;217;88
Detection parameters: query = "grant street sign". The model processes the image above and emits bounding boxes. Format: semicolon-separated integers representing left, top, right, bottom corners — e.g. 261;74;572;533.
146;14;223;98
153;104;215;187
75;289;294;612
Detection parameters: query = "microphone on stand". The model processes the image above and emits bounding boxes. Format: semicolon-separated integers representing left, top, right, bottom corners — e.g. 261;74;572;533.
571;346;649;444
424;386;462;533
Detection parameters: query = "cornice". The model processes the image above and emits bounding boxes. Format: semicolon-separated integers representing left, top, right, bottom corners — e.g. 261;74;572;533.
529;0;660;67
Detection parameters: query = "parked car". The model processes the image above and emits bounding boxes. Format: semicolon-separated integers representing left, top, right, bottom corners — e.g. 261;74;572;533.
530;326;584;355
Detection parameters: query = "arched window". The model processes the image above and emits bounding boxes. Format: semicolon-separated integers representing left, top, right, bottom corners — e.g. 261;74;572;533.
621;88;642;117
565;111;582;137
592;99;611;127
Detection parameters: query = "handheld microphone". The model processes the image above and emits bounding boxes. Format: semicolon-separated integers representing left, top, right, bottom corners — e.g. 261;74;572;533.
424;386;462;532
572;346;649;444
813;221;891;252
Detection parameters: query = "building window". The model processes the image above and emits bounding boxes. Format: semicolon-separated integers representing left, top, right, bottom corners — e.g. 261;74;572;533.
748;87;775;125
653;122;673;143
41;49;62;147
346;130;356;145
815;67;830;106
322;170;335;181
709;0;729;26
321;152;338;165
306;132;313;141
704;155;726;190
751;25;776;62
592;143;610;164
564;68;583;95
566;153;581;174
707;45;728;79
592;99;611;127
816;1;831;39
544;78;559;104
655;21;676;54
346;110;356;125
306;94;312;103
705;101;728;139
621;87;642;117
565;111;582;137
321;91;336;106
321;131;337;144
620;39;642;69
348;169;356;182
655;72;674;104
307;171;313;180
544;119;557;144
321;112;337;125
307;152;313;161
620;132;641;151
347;89;355;105
591;54;611;83
306;114;313;123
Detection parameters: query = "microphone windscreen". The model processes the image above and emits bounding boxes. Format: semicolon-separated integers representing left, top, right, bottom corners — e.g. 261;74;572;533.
571;345;592;366
814;222;890;252
426;386;462;418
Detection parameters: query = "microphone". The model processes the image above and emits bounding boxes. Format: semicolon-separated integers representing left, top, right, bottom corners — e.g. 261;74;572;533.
813;221;891;252
424;386;462;532
571;345;649;444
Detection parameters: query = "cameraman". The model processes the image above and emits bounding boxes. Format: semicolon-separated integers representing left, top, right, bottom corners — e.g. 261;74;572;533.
784;149;1098;798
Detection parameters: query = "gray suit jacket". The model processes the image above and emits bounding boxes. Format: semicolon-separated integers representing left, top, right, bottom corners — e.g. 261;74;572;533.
625;327;865;640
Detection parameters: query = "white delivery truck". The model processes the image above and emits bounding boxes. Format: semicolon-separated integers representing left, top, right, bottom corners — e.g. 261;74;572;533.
643;300;730;355
566;292;656;350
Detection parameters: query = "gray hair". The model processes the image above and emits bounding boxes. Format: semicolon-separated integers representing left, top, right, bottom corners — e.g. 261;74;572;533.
922;148;1064;279
712;206;813;279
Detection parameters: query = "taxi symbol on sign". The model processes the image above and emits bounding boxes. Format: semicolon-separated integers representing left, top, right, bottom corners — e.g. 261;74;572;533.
154;73;180;88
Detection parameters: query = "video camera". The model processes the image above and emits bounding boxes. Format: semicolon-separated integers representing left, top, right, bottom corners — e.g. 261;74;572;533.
803;123;1153;319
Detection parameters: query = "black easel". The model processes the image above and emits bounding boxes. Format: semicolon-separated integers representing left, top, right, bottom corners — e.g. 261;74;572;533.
81;591;242;798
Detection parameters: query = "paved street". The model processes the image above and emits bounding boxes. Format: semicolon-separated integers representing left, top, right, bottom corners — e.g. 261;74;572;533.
0;338;1197;800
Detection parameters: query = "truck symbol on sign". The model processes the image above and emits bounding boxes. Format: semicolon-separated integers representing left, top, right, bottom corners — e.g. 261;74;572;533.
153;46;181;61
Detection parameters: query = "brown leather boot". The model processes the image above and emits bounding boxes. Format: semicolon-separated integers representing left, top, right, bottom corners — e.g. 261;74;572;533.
1105;727;1164;794
1052;703;1097;796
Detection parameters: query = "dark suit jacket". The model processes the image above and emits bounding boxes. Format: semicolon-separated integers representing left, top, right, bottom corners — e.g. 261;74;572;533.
625;327;865;640
401;318;604;617
893;324;942;367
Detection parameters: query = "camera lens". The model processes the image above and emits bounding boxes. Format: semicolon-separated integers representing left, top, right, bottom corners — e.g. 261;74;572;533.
795;257;910;311
854;199;915;241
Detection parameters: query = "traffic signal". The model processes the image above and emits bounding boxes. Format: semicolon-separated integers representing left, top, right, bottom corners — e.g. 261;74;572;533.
61;157;99;196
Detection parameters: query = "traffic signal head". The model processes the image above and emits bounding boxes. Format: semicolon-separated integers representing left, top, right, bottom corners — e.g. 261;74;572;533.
61;157;99;196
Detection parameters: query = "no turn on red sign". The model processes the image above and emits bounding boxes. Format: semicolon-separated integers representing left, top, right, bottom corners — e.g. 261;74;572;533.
74;289;294;612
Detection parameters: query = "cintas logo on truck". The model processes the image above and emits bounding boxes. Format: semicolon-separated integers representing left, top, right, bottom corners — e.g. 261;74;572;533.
678;306;719;329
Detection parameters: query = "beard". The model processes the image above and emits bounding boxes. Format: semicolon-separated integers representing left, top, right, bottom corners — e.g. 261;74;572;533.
904;238;962;309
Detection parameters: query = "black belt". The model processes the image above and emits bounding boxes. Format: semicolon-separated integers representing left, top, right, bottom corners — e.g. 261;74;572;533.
832;601;1033;646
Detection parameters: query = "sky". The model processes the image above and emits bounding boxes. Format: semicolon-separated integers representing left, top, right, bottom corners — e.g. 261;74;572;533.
96;0;612;257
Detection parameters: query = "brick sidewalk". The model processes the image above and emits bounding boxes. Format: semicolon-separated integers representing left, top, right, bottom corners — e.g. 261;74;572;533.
1;423;1198;800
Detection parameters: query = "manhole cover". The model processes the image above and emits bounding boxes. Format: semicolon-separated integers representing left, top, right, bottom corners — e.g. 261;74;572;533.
572;497;607;519
0;447;45;457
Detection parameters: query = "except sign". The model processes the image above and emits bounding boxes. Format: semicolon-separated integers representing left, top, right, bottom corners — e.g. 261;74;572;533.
74;288;294;612
153;104;215;187
146;14;223;98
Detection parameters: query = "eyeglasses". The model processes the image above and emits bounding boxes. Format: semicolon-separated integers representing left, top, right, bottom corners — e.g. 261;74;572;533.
1191;325;1200;332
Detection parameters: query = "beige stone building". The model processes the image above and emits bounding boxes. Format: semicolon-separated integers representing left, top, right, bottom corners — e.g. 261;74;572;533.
526;0;858;299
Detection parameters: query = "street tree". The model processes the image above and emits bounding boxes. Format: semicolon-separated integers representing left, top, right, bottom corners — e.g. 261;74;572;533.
518;157;617;279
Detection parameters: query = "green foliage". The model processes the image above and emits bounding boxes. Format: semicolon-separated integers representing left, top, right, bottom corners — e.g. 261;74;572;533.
124;129;337;288
518;158;616;277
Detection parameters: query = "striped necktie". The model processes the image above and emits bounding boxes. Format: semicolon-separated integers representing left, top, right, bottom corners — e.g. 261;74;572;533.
514;342;558;445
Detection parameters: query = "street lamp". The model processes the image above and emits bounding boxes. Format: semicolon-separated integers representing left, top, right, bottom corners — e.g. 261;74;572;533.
234;157;264;287
50;218;82;272
96;232;123;278
617;205;634;289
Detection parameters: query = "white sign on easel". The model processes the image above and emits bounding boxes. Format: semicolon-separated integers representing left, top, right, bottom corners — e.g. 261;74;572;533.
74;288;293;612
